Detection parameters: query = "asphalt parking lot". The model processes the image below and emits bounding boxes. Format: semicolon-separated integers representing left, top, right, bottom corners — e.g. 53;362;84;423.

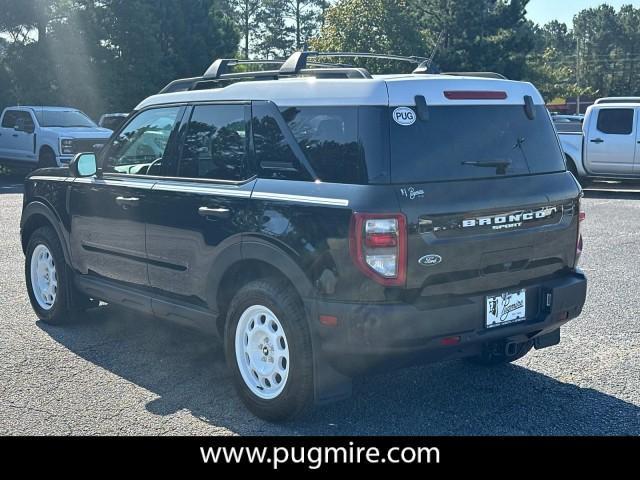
1;174;639;435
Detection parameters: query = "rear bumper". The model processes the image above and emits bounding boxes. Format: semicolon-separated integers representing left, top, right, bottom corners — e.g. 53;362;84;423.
309;271;586;366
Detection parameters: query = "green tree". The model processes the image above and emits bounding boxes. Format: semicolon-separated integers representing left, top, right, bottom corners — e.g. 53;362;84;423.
411;0;536;79
77;0;239;113
229;0;262;58
609;4;640;95
312;0;425;72
573;4;621;97
256;0;294;58
286;0;325;50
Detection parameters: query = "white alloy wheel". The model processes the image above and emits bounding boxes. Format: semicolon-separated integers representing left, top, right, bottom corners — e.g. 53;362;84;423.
30;244;57;311
235;305;290;400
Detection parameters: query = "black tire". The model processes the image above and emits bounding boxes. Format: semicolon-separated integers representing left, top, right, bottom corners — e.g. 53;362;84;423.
37;148;57;169
566;158;591;188
224;277;314;422
25;226;93;325
466;340;533;366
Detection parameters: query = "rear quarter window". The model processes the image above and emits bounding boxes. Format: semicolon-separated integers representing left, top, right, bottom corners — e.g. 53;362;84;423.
596;108;634;135
253;104;387;185
280;106;366;184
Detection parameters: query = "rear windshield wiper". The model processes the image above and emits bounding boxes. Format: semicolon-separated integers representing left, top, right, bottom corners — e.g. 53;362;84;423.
461;160;512;168
461;160;512;175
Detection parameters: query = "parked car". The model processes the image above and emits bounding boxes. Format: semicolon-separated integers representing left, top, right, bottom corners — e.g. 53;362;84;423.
98;113;128;131
558;100;640;185
20;53;587;421
552;114;584;133
0;106;113;169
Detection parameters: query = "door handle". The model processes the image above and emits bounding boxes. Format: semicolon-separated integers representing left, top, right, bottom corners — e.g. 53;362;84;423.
590;138;604;144
12;134;19;137
115;196;140;207
198;206;231;218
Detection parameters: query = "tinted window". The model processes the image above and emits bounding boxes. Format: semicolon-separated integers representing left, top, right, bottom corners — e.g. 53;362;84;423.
390;105;566;183
103;107;180;175
280;107;366;184
100;116;127;131
34;110;96;128
178;105;249;181
596;109;634;135
252;103;310;181
2;110;33;129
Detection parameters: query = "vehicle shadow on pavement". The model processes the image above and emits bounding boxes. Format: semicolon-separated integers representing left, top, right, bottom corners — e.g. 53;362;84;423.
38;304;640;436
0;174;25;195
584;185;640;200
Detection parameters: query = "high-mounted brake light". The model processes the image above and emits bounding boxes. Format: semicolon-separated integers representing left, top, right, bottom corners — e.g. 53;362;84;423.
444;91;508;100
350;213;407;287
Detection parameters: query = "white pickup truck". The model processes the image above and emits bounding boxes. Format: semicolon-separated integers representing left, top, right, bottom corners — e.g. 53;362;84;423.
559;100;640;185
0;106;113;169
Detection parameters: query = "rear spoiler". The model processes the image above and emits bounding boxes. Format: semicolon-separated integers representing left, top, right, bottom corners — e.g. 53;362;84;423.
441;72;507;80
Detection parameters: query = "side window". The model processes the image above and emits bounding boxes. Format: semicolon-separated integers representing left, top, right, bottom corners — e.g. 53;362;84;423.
280;106;365;184
103;107;180;175
178;104;249;181
14;112;35;131
252;103;310;181
1;110;19;128
596;109;634;135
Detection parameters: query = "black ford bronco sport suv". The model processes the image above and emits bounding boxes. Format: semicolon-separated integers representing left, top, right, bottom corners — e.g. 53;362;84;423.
21;53;587;421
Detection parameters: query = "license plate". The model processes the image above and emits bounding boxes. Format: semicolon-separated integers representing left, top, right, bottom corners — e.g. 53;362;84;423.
485;290;526;328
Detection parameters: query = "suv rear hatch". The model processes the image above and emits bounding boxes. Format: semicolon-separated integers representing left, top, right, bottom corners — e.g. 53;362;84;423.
385;79;581;298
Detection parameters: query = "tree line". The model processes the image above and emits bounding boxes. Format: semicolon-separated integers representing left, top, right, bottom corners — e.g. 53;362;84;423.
1;0;639;119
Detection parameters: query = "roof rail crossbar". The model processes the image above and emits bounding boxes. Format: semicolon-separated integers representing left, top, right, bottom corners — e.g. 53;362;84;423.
158;77;204;94
279;51;428;75
203;58;302;79
203;57;356;79
158;51;432;94
298;68;372;79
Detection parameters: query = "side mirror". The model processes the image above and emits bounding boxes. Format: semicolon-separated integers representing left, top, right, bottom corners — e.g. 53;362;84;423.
14;123;35;134
69;152;97;177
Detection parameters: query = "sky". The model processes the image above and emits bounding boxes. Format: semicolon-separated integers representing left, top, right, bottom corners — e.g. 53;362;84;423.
525;0;640;26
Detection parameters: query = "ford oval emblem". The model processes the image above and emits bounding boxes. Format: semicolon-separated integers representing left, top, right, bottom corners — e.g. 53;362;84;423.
418;254;442;266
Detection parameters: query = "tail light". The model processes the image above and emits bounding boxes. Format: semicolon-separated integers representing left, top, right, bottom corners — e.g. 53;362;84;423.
349;213;407;286
575;200;585;266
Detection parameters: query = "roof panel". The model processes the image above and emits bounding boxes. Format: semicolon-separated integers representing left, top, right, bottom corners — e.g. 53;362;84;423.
136;74;544;110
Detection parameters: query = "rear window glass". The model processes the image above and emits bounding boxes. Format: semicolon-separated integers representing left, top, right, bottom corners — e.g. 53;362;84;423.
280;107;366;184
253;103;310;182
390;105;565;183
596;108;634;135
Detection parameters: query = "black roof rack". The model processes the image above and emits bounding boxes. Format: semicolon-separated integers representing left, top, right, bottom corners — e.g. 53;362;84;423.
201;58;351;79
158;55;373;94
157;51;506;95
279;51;429;75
